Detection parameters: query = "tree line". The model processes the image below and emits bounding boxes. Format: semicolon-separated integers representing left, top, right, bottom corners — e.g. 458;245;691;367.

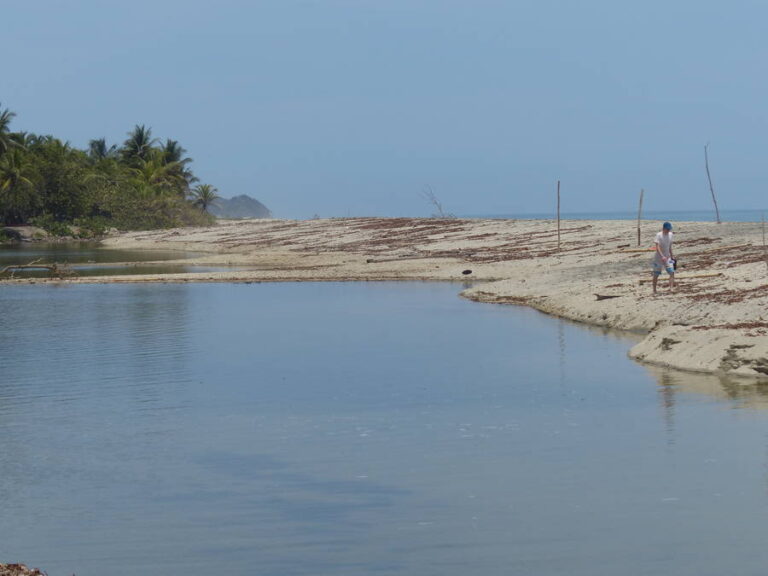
0;103;221;236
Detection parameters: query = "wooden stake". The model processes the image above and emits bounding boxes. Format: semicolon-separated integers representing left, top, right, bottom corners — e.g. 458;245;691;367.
704;143;722;224
636;188;644;247
556;180;561;251
763;213;767;274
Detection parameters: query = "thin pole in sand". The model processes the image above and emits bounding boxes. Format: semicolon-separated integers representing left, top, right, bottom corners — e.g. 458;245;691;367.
556;180;561;251
636;188;644;247
704;142;721;224
763;212;767;274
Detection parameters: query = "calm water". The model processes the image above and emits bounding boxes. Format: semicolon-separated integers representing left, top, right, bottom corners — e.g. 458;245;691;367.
0;245;227;277
2;282;768;575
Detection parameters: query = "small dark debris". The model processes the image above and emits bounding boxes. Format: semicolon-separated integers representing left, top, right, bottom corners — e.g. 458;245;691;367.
594;293;621;301
661;337;682;351
462;269;472;275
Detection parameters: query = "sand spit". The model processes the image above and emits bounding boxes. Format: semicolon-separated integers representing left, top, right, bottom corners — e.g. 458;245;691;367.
4;217;768;379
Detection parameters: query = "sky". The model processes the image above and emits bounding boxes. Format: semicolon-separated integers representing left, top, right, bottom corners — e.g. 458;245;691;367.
3;0;767;219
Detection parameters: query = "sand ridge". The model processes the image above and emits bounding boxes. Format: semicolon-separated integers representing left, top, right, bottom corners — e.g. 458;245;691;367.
4;217;767;380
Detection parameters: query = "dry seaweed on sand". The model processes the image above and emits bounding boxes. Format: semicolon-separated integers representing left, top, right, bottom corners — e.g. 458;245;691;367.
0;564;47;576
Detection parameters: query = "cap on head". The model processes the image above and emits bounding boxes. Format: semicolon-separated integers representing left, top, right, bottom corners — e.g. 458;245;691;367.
663;222;672;231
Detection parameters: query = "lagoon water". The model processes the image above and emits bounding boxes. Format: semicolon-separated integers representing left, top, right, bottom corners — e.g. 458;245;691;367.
3;281;768;575
0;244;226;278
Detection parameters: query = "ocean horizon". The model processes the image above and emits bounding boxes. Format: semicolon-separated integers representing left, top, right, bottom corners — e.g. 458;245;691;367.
465;208;767;223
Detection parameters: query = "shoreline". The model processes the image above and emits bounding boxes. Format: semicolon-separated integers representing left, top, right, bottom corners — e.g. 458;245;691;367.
3;217;767;380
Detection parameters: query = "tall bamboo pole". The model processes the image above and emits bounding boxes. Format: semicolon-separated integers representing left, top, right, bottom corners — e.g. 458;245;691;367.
556;180;561;251
637;188;644;247
704;143;721;224
763;213;767;274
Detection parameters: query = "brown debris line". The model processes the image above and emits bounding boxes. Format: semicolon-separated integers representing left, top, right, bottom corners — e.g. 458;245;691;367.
0;564;46;576
513;224;593;242
419;239;592;263
271;218;475;255
676;236;721;247
692;322;768;331
181;219;598;260
684;243;755;256
687;283;768;304
680;244;762;270
727;251;768;267
346;217;465;232
464;233;499;240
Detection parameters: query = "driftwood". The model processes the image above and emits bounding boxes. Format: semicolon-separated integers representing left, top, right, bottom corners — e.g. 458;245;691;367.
595;293;621;301
0;259;74;279
620;247;654;253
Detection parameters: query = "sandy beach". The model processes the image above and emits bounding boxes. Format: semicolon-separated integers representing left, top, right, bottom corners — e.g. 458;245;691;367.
4;217;767;380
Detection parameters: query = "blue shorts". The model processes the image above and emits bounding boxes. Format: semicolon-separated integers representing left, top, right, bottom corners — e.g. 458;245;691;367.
652;261;674;276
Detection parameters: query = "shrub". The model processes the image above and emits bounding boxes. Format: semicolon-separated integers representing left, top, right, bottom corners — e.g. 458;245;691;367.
30;215;72;237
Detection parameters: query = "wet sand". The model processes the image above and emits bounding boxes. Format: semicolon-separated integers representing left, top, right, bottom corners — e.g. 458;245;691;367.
4;217;767;380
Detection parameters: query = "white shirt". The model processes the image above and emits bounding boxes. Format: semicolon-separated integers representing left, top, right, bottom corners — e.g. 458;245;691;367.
654;231;673;263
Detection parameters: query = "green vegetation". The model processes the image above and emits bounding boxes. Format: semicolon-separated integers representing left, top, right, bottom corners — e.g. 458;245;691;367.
190;183;221;212
0;103;217;236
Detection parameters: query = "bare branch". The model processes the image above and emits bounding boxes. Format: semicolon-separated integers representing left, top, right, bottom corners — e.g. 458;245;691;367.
421;185;455;219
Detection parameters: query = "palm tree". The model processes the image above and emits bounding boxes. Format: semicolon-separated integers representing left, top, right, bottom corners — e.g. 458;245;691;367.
161;139;197;195
88;138;118;161
121;125;157;163
129;149;189;197
0;104;18;156
190;184;220;213
0;148;36;224
161;139;191;165
9;131;33;150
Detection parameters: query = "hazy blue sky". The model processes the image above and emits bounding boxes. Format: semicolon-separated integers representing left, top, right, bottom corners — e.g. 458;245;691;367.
4;0;767;218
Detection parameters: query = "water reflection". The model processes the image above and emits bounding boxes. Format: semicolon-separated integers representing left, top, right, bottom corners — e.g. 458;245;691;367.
645;365;768;411
0;243;199;265
557;318;566;386
656;370;677;446
3;283;768;576
0;244;229;278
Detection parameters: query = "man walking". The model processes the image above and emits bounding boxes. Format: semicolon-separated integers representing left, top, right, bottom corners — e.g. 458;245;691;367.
652;222;675;294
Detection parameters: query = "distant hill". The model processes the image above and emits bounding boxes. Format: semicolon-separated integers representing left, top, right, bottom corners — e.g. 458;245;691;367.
209;195;272;219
